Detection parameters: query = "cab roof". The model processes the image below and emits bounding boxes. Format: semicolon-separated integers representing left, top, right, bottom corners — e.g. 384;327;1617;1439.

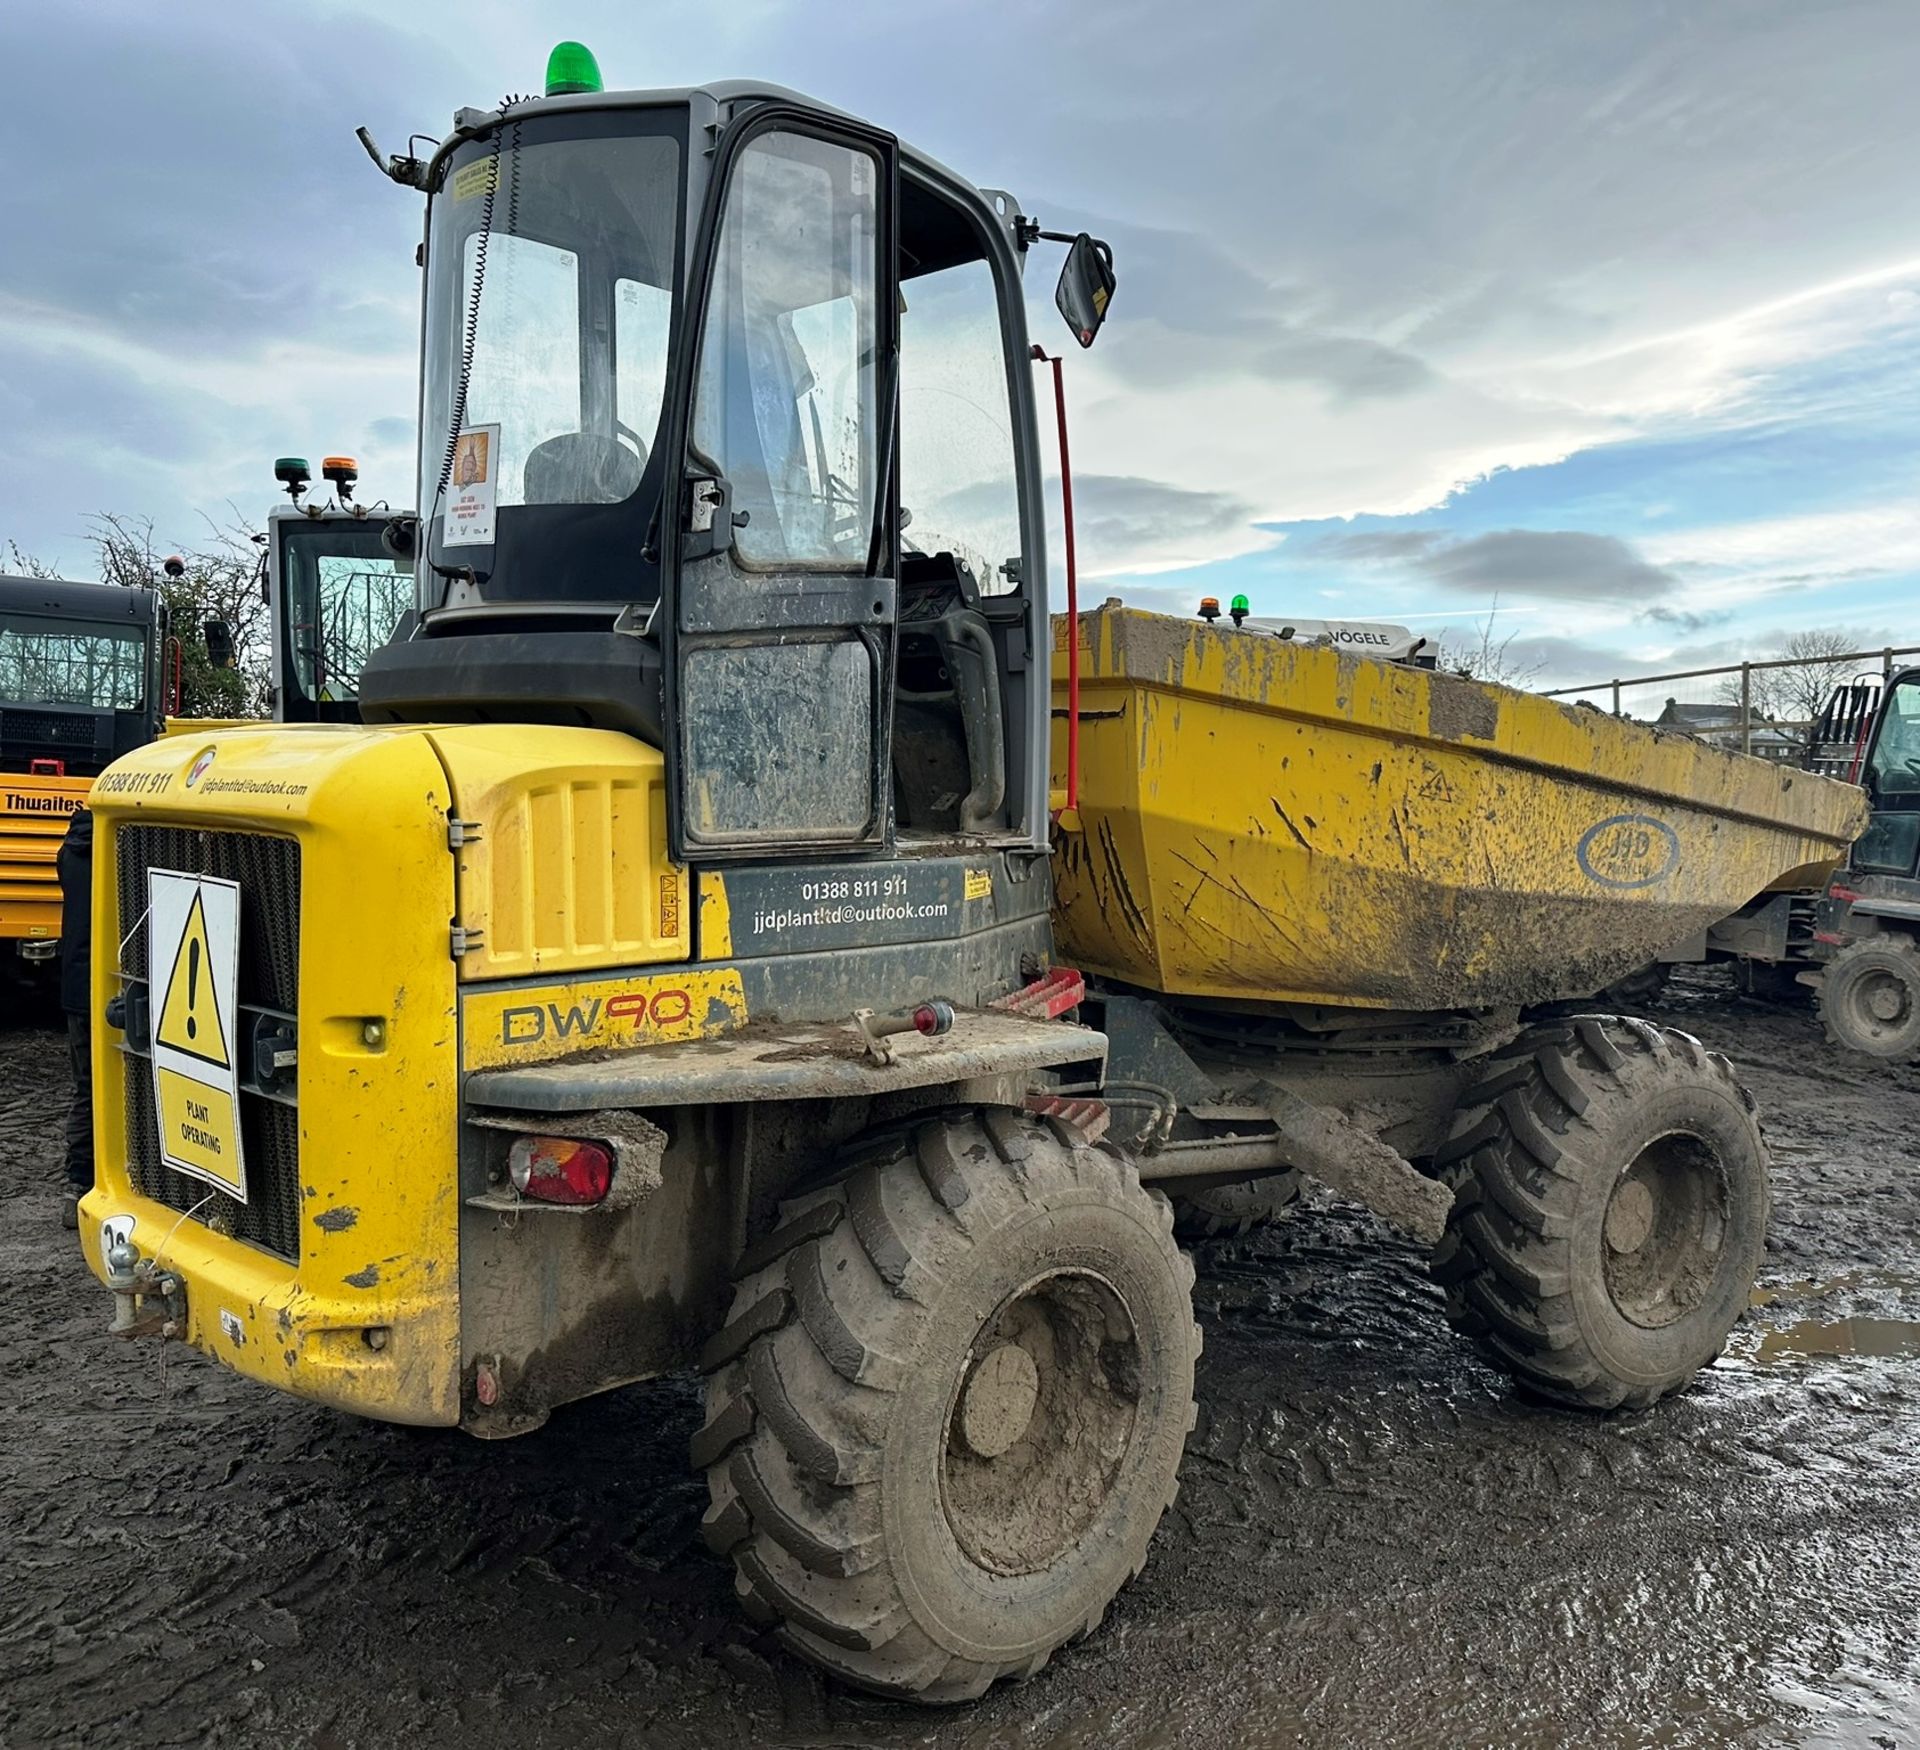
0;576;157;623
441;80;1024;254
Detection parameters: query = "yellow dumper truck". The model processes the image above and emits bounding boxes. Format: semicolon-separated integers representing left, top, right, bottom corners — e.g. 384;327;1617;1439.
78;47;1867;1703
1;577;164;980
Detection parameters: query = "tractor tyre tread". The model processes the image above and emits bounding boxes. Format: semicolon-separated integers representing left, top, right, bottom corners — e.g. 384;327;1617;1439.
1432;1015;1769;1412
1818;934;1920;1061
697;1109;1199;1703
1172;1170;1304;1239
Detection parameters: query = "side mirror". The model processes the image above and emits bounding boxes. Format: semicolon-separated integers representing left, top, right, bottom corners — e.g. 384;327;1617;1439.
381;514;419;563
1055;233;1115;348
203;619;234;670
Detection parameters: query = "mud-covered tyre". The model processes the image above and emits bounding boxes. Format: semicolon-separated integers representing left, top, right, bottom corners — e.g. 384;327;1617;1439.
1431;1016;1769;1412
694;1109;1200;1703
1819;935;1920;1060
1173;1171;1302;1238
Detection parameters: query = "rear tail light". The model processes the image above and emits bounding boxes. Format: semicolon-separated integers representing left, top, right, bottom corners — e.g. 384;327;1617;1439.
508;1136;613;1206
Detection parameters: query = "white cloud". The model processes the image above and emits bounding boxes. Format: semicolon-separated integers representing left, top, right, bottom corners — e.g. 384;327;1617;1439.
1638;505;1920;613
11;0;1920;608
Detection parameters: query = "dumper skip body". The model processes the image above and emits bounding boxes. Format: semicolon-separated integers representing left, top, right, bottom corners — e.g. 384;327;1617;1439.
1052;605;1866;1012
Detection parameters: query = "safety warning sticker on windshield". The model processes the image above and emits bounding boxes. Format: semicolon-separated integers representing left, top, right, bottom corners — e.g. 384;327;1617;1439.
147;870;247;1201
444;423;500;547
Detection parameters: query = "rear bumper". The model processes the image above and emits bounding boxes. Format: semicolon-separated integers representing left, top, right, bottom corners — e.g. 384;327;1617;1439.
78;1182;460;1425
81;727;466;1427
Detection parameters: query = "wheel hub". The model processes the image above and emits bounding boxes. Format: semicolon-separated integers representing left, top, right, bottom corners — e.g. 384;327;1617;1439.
1604;1178;1655;1254
958;1342;1040;1459
940;1270;1140;1577
1602;1133;1730;1330
1865;974;1909;1025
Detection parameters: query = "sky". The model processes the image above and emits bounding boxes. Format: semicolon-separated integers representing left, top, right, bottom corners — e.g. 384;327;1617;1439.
5;0;1920;693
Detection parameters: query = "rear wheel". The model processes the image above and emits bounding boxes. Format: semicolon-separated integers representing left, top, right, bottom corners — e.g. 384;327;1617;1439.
1172;1170;1302;1238
695;1110;1199;1702
1819;935;1920;1060
1431;1017;1769;1411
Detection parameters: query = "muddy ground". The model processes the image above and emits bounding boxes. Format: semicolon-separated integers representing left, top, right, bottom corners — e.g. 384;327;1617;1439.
3;968;1917;1750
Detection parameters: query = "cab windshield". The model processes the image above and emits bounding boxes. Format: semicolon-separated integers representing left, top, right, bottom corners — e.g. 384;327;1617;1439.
1867;675;1920;799
420;109;686;603
0;610;146;710
278;522;413;710
1855;674;1920;874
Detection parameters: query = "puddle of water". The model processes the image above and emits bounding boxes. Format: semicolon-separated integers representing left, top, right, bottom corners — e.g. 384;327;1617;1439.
1754;1317;1920;1364
1748;1268;1920;1308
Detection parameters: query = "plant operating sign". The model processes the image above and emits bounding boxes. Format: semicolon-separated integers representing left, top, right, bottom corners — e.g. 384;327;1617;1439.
147;870;247;1200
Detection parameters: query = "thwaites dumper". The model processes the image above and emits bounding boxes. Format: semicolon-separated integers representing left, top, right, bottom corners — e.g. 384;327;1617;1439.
1;576;163;976
77;45;1862;1704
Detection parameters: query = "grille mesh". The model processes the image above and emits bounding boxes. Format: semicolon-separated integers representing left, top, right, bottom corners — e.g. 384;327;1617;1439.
115;825;302;1262
3;708;96;747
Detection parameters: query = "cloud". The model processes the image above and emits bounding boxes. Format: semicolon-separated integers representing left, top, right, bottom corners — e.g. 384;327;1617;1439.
1314;526;1678;604
1067;215;1436;404
1637;604;1732;634
9;0;1920;635
1054;475;1277;578
1312;529;1446;563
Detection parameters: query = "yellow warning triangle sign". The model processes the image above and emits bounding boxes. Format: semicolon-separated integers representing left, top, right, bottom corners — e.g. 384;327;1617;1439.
155;888;230;1069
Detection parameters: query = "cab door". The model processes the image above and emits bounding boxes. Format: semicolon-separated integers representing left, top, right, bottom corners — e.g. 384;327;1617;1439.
1854;669;1920;878
662;109;899;860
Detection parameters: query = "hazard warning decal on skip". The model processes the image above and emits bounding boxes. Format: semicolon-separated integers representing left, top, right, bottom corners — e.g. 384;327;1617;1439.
147;870;247;1201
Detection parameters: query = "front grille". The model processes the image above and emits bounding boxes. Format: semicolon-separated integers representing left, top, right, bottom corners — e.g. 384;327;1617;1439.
115;825;303;1262
2;708;96;747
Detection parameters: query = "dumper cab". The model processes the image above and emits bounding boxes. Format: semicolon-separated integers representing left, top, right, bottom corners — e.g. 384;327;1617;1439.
1;576;163;967
264;490;413;724
353;80;1061;861
80;71;1099;1433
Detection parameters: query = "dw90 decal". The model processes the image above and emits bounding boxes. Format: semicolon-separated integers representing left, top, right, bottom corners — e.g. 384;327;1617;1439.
463;968;749;1069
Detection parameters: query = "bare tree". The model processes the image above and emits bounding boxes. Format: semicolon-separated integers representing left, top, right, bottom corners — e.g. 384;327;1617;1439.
88;512;271;719
1440;599;1544;688
5;539;65;580
1715;628;1867;727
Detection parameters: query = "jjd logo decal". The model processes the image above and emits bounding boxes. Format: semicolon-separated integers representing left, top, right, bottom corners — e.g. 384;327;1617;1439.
185;747;217;789
1577;813;1680;890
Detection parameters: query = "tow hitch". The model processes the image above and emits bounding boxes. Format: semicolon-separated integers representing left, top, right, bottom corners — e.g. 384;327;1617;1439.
103;1232;188;1340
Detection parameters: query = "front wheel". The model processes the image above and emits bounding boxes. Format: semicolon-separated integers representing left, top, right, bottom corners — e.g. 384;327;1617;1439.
1432;1017;1769;1411
695;1110;1199;1703
1819;935;1920;1060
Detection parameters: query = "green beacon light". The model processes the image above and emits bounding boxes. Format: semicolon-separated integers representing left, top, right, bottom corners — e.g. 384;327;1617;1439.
1230;593;1250;627
545;41;604;97
274;456;312;502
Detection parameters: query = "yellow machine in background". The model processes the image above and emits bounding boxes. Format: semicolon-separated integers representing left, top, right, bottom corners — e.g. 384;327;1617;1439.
1;577;165;979
1;771;90;959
